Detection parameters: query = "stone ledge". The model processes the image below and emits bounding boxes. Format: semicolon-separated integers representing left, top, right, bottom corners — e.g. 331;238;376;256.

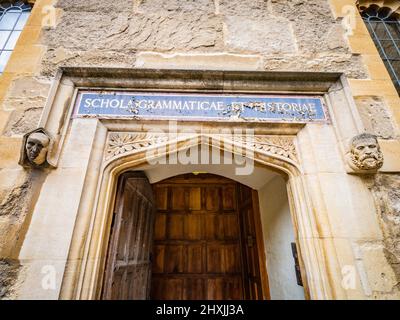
348;79;399;97
135;52;263;71
348;35;379;55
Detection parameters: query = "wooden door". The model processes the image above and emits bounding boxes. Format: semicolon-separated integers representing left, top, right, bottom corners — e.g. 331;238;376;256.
150;174;265;300
238;184;270;300
102;172;155;300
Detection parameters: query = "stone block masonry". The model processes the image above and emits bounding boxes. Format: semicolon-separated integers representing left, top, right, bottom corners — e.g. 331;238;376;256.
0;0;399;300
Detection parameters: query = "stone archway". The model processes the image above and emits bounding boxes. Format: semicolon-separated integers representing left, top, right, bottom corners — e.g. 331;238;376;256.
59;132;332;300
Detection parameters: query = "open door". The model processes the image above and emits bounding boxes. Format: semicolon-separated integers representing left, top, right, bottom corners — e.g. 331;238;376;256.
238;184;270;300
102;172;155;300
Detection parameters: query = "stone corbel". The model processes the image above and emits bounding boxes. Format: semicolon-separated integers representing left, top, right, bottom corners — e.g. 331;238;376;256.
19;128;56;169
346;133;384;174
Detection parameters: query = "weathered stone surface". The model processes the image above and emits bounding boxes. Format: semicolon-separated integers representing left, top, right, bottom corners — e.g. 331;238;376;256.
264;53;368;79
355;96;396;139
223;16;297;54
355;242;399;294
219;0;271;17
367;174;400;291
56;0;133;12
0;180;31;217
0;169;26;194
0;77;49;118
3;107;43;136
0;168;48;263
44;11;222;52
1;95;46;112
138;0;215;13
41;8;224;76
57;0;214;14
135;52;263;70
371;174;400;240
124;13;223;51
41;49;136;77
7;78;50;100
271;0;348;53
0;259;20;299
40;0;369;79
43;12;130;51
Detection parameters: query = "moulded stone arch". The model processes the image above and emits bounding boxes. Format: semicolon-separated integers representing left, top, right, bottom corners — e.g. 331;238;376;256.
102;133;302;178
63;131;335;301
357;0;400;18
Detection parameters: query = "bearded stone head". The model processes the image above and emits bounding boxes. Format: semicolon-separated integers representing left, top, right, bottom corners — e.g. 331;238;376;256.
348;133;384;172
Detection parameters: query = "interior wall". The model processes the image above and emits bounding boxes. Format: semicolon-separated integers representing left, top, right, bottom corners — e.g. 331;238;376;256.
140;149;277;189
258;176;305;300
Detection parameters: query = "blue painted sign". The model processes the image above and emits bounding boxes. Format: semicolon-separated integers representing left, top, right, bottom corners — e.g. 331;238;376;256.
73;91;328;123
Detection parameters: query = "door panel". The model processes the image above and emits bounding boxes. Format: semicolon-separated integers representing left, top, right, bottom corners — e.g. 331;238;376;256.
102;172;155;300
150;174;262;300
238;184;270;300
103;173;269;300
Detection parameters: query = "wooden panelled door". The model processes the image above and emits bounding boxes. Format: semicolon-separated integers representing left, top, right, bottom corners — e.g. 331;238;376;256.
237;184;270;300
102;172;155;300
150;174;269;300
102;172;268;300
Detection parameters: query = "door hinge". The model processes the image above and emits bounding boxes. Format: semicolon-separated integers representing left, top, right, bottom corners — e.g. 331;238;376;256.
291;242;303;287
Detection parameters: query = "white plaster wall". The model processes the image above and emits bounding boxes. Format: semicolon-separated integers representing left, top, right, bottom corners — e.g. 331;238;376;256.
258;176;305;300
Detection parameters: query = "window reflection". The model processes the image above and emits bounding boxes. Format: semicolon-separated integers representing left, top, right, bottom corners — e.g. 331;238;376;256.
362;6;400;95
0;1;32;74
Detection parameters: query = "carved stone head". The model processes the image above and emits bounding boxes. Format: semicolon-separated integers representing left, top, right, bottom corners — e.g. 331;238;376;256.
26;132;50;165
19;128;52;168
348;133;383;173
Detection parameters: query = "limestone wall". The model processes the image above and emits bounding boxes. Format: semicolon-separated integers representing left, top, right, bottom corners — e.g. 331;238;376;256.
366;174;400;298
0;0;399;299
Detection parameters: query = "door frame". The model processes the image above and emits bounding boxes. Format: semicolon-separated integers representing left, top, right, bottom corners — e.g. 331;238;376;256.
36;68;353;300
250;189;271;300
62;137;319;300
